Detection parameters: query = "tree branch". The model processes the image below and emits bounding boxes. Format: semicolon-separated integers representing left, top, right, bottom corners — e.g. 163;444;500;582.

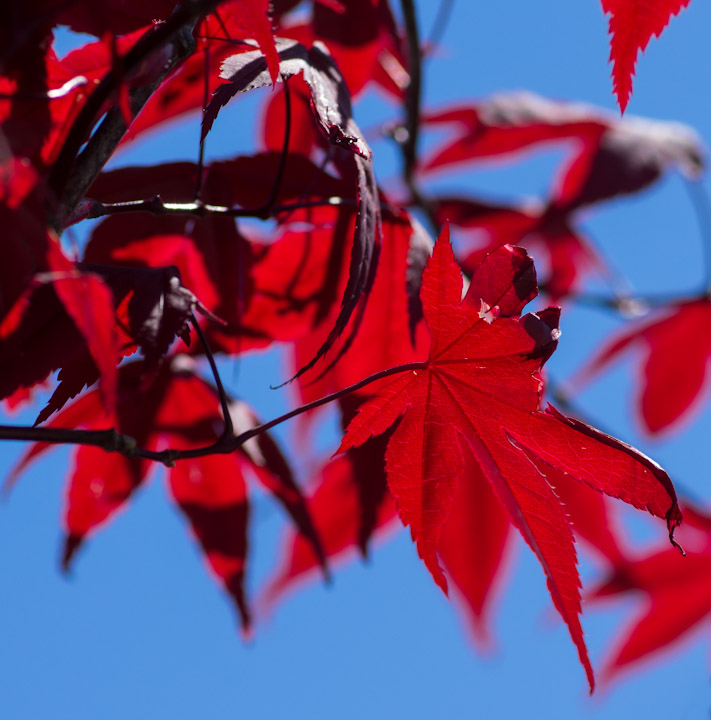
399;0;438;235
48;0;223;226
559;289;699;315
0;362;428;466
261;76;292;213
191;313;233;439
70;195;355;225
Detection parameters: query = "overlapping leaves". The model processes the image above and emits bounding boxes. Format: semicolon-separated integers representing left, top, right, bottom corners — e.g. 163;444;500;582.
338;229;682;690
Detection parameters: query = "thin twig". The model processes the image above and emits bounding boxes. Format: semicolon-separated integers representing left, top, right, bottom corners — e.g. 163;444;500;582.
76;195;354;224
262;77;292;213
426;0;455;51
48;0;220;219
560;289;697;314
683;179;711;295
227;361;427;450
191;313;233;439
0;362;428;465
399;0;438;235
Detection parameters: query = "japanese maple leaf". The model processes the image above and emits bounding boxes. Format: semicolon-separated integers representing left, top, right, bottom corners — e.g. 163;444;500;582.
274;0;407;99
338;228;681;690
127;0;281;141
439;434;627;648
590;503;711;681
262;423;399;612
433;196;604;300
263;402;624;649
601;0;692;112
573;298;711;435
8;359;324;632
420;92;703;182
292;209;430;404
0;234;121;423
266;242;624;647
426;94;703;297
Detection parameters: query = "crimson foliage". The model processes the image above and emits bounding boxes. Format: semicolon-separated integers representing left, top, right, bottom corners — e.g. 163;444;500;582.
0;0;707;695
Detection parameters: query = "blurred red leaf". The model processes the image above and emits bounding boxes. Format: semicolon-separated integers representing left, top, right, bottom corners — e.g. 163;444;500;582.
293;209;430;403
573;299;711;435
420;92;703;185
9;360;323;633
591;503;711;681
601;0;692;112
262;429;398;612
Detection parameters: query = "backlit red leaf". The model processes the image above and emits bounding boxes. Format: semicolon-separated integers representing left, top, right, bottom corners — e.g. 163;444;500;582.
573;299;711;434
591;503;711;680
262;433;398;612
339;229;681;691
601;0;692;112
203;39;381;378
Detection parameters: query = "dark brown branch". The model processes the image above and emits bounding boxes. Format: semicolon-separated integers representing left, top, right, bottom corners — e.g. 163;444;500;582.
262;76;292;213
399;0;438;235
48;0;222;223
191;313;233;439
0;362;428;465
72;195;355;225
400;0;421;183
560;289;698;314
54;38;194;226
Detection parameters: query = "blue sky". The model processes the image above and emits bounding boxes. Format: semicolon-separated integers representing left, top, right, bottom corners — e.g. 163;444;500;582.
1;2;711;718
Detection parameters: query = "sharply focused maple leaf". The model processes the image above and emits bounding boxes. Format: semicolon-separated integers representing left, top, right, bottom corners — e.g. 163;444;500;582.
591;503;711;681
573;298;711;434
264;395;626;649
338;228;681;690
601;0;692;112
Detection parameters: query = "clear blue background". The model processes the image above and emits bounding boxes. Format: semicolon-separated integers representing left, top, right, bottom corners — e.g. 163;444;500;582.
2;2;711;718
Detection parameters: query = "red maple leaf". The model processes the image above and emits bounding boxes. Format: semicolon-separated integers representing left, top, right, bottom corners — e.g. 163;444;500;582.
422;92;703;298
8;360;324;632
292;208;430;404
419;92;702;183
273;0;406;99
590;503;711;681
573;298;711;435
338;228;681;690
0;237;122;424
601;0;692;112
439;437;626;647
262;397;625;650
261;425;398;612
